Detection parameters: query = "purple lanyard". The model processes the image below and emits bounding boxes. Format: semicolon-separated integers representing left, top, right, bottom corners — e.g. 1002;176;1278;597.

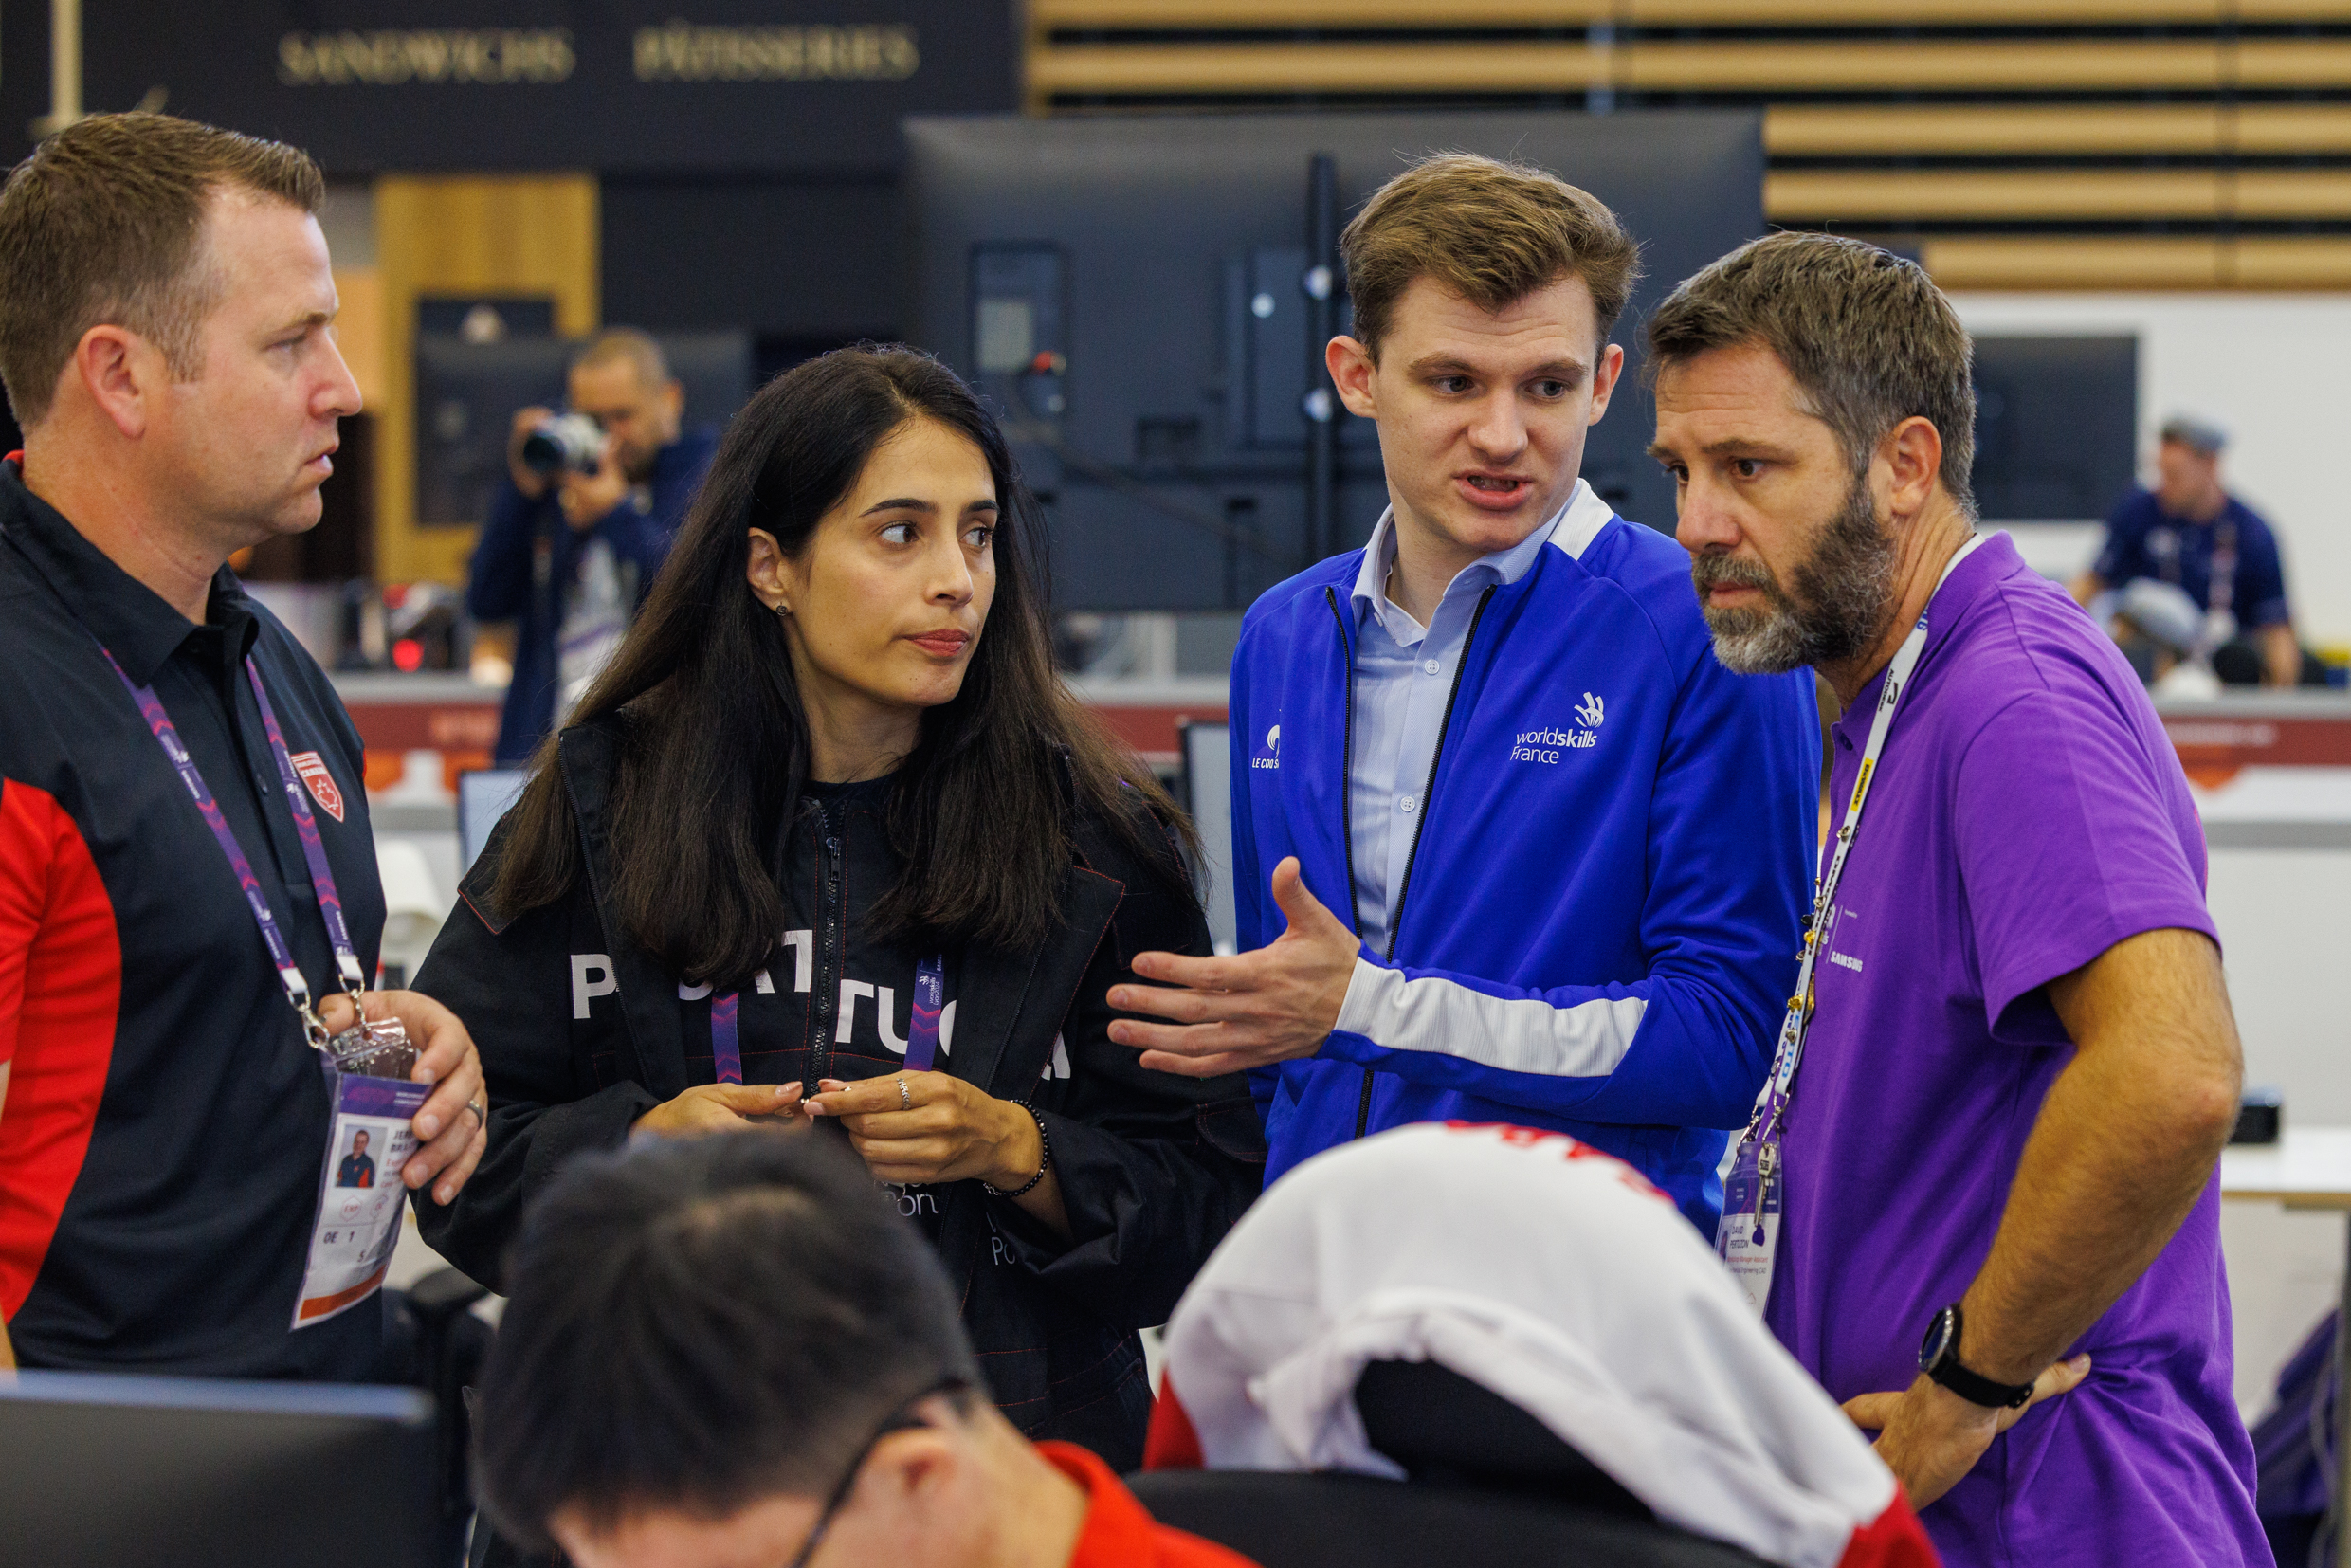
708;954;944;1085
100;646;366;1047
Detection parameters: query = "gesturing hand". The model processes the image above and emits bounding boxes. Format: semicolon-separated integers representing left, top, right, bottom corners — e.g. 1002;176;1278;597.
319;990;486;1208
631;1082;804;1139
803;1072;1039;1190
1843;1358;2091;1510
1108;855;1358;1078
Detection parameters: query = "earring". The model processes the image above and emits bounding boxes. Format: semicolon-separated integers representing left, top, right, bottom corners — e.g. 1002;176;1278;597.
773;598;791;618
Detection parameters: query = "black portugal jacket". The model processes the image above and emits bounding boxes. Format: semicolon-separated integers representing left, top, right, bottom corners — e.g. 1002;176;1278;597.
411;717;1265;1466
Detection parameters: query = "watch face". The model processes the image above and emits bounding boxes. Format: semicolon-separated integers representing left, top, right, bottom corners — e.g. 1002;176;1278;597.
1919;1307;1957;1372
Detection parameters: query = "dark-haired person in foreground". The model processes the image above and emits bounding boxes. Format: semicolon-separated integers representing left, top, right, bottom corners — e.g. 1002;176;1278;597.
477;1133;1257;1568
1648;233;2259;1564
415;345;1263;1467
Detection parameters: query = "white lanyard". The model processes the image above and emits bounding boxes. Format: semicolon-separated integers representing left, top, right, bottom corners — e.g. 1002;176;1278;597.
1716;534;1984;1313
1753;531;1986;1140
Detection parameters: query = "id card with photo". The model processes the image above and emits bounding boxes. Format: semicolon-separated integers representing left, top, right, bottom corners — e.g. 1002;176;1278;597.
292;1068;428;1329
1716;1137;1783;1318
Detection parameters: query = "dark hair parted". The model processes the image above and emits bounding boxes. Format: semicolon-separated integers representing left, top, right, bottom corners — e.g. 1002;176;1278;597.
491;343;1194;985
1645;231;1978;511
1341;152;1642;360
0;112;324;427
474;1133;981;1548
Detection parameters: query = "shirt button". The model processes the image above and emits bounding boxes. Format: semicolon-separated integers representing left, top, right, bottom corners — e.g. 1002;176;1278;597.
1399;795;1417;813
1422;659;1440;675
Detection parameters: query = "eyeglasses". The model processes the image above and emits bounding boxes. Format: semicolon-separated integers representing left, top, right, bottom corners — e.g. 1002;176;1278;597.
783;1377;972;1568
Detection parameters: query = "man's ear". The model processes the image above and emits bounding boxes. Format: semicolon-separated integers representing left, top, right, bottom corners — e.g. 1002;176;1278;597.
73;325;157;441
1585;341;1628;427
1880;415;1945;520
1326;335;1379;420
865;1427;961;1514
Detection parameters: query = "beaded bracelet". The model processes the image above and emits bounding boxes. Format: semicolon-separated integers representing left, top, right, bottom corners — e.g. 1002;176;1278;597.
984;1103;1052;1198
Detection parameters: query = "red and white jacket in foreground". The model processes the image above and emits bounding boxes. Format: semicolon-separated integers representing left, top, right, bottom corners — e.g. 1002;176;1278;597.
1144;1121;1936;1568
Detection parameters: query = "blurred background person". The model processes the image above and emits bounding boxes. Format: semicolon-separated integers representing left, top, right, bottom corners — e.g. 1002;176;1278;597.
2071;414;2314;688
466;327;718;764
417;345;1262;1477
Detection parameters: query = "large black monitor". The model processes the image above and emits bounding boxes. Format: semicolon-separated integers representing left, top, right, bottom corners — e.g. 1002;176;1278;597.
0;1369;439;1567
905;111;1764;611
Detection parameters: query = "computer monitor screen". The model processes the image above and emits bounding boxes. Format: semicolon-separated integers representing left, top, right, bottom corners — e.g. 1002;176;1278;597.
1181;720;1238;957
0;1370;438;1568
459;768;533;871
907;110;1766;610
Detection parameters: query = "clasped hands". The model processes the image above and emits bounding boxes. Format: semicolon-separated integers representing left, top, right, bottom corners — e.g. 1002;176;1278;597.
631;1070;1042;1190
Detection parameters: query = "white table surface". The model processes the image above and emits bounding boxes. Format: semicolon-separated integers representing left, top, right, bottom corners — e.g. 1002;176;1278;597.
2222;1126;2351;1207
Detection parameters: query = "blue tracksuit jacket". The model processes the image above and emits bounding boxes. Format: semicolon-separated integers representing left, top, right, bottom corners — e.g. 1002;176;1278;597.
1230;485;1819;1232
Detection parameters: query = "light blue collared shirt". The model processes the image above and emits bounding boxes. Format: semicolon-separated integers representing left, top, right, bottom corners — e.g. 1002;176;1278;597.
1345;487;1578;956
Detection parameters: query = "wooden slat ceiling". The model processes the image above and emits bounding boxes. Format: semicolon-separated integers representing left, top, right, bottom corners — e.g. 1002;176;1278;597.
1030;2;2351;289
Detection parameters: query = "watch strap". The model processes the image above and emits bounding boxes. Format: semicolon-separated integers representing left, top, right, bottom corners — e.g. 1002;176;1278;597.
1924;1305;2034;1410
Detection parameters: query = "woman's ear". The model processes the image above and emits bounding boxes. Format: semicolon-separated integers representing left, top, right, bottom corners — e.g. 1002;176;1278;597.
745;526;792;614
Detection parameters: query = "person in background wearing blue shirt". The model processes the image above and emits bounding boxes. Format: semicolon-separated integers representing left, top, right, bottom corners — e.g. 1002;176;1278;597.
1106;154;1819;1233
2071;414;2307;688
467;328;720;762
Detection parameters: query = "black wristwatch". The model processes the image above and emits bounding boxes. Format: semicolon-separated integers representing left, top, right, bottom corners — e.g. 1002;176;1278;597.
1918;1304;2034;1410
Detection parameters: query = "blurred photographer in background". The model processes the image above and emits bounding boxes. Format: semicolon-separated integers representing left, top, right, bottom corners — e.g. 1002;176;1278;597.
2070;415;2318;689
465;327;719;763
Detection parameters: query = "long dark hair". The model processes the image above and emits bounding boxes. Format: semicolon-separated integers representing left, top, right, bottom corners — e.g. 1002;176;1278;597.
492;345;1194;985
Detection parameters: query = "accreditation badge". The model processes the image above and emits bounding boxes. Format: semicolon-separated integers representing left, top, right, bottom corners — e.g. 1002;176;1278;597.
1715;1136;1783;1317
291;1057;428;1330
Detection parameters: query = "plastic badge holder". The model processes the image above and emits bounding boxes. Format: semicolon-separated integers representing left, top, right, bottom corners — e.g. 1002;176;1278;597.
324;1015;417;1082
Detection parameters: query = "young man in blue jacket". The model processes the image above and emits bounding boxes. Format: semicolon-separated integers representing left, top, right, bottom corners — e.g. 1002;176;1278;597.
1111;154;1819;1232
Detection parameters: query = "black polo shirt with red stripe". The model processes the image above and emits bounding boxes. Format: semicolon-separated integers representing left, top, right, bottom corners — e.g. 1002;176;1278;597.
0;463;387;1378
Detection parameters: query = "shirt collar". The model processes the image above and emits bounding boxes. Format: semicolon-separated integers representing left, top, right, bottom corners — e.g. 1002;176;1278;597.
1350;479;1590;640
1036;1441;1164;1568
1833;528;2017;743
0;459;252;686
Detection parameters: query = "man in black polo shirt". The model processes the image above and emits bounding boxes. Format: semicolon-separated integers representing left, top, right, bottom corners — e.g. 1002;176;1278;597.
0;114;486;1377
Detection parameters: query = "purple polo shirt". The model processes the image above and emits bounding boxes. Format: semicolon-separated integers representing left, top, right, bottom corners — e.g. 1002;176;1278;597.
1763;533;2266;1566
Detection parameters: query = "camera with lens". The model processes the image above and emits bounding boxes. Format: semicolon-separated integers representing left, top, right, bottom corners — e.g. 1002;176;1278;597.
519;411;606;476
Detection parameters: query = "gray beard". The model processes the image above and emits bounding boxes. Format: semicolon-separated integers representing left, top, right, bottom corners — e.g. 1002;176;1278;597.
1691;476;1898;675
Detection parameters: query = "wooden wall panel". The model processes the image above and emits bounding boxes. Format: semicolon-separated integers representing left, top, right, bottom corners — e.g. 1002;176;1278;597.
1034;1;2351;23
1030;5;2351;289
372;175;597;586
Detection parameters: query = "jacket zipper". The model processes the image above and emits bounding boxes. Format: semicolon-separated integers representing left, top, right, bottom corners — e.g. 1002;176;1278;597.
1329;582;1496;1140
1384;585;1494;964
1321;590;1376;1140
811;806;845;1093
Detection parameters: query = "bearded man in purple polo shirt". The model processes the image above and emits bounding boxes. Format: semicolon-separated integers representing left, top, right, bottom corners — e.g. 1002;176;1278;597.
1645;231;2266;1566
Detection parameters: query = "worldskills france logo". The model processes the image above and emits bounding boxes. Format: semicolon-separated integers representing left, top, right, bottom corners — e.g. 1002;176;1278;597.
1251;723;1280;771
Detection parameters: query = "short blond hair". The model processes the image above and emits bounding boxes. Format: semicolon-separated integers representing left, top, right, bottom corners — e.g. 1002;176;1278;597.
0;113;323;426
1340;152;1641;360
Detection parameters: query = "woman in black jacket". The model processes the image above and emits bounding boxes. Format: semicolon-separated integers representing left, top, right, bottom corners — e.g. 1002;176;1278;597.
413;345;1263;1468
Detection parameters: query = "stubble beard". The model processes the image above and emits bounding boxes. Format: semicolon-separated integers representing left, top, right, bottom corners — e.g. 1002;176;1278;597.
1692;474;1900;676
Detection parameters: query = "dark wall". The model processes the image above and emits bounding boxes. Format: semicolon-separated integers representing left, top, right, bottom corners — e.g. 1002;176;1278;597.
0;2;1016;175
600;175;902;362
